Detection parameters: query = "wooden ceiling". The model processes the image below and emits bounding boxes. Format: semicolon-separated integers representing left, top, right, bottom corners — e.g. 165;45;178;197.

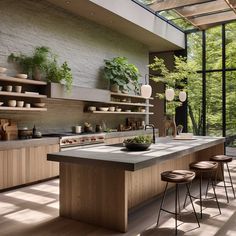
144;0;236;30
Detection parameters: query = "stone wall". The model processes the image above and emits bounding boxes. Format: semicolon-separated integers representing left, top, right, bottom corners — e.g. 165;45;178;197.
0;0;149;132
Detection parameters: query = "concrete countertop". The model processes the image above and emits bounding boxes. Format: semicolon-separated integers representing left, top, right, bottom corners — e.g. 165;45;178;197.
47;136;225;171
0;137;59;150
104;129;156;139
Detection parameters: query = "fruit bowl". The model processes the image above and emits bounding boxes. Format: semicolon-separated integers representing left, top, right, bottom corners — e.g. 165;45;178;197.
124;142;151;151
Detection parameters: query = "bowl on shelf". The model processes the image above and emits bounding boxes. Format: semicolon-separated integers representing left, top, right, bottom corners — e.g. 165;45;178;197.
124;142;151;151
98;107;109;112
6;85;13;92
88;106;96;112
8;100;16;107
16;101;24;107
109;107;115;112
0;102;4;106
15;85;22;93
116;108;122;112
16;74;28;79
33;103;45;108
0;67;7;73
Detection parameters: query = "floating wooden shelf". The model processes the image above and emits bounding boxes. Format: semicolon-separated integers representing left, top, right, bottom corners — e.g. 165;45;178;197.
0;91;47;98
0;106;47;111
90;111;153;115
104;101;154;107
0;75;47;85
110;92;154;100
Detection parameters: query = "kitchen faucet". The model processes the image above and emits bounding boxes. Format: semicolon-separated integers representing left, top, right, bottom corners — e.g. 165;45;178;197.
145;124;155;144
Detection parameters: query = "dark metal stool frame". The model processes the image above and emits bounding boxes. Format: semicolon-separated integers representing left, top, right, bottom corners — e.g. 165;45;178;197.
206;155;236;203
184;161;221;219
157;170;200;236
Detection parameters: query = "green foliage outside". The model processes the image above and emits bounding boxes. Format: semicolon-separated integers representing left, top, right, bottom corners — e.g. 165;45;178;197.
187;22;236;137
149;56;198;116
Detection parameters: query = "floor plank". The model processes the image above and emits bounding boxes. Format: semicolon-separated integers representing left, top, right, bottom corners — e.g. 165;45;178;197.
0;160;236;236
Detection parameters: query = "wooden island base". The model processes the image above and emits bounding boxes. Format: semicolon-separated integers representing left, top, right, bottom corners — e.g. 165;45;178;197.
59;142;224;232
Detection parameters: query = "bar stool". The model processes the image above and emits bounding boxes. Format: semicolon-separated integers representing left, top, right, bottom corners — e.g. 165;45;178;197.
157;170;200;235
208;155;235;202
184;161;221;218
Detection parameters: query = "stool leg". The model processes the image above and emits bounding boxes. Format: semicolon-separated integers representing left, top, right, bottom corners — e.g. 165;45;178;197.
175;184;178;236
186;184;200;228
200;173;203;219
206;167;218;198
183;182;192;208
157;182;168;227
211;178;221;215
221;163;229;203
177;184;181;214
226;163;236;199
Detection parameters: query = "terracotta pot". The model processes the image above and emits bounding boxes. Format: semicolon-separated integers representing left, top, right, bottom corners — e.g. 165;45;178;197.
33;67;42;81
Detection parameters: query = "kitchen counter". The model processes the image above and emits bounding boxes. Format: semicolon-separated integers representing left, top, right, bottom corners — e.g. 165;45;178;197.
48;136;224;171
48;136;225;232
0;137;59;150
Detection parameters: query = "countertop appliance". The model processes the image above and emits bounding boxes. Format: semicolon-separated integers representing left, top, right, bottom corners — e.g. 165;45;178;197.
44;132;105;151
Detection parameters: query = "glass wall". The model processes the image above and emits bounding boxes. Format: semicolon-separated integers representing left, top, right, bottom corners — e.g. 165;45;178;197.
187;22;236;155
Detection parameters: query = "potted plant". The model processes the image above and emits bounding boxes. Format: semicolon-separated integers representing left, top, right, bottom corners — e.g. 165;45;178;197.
8;46;73;92
149;56;198;136
104;56;140;93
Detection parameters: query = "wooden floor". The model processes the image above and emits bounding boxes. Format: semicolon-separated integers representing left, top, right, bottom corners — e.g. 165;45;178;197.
1;160;236;236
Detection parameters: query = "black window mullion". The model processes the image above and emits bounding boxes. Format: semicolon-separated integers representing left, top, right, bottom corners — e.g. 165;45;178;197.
222;24;226;137
202;30;206;136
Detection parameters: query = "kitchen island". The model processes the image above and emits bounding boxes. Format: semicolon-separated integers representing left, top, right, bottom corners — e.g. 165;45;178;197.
47;136;225;232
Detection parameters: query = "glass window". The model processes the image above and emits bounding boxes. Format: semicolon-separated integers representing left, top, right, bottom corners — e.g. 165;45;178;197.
187;73;203;135
206;26;222;70
187;32;202;71
226;22;236;69
206;72;222;136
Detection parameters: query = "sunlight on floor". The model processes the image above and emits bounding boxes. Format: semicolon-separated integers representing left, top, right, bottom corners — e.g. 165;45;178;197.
4;209;52;224
46;201;59;209
0;202;19;215
5;191;55;204
30;184;59;194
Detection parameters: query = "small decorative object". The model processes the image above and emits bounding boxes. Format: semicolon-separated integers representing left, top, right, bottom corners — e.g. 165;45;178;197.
75;125;82;134
164;115;177;137
25;103;31;108
88;106;96;112
0;102;3;106
116;107;122;112
123;135;152;151
109;107;115;112
141;74;152;99
16;101;24;107
8;100;16;107
98;107;109;112
104;56;140;93
0;86;2;91
6;85;12;92
33;103;45;108
95;124;102;133
16;74;27;79
84;122;93;133
177;124;183;135
15;85;22;93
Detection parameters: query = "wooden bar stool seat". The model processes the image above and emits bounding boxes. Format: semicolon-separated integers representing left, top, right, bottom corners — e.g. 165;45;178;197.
157;170;200;235
207;155;235;202
184;161;221;219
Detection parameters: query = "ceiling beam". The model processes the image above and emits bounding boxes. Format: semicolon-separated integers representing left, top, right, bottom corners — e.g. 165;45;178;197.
224;0;236;14
176;0;229;18
150;0;216;12
190;10;236;27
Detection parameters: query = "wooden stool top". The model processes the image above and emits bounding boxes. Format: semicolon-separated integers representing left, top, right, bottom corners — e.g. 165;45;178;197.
190;161;218;172
161;170;195;184
210;155;232;163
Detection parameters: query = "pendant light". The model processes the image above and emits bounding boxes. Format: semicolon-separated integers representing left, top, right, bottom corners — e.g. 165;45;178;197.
179;91;187;102
165;88;175;101
141;74;152;99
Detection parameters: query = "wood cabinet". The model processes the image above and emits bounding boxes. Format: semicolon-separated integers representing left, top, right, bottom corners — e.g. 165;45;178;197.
0;143;59;190
0;75;47;111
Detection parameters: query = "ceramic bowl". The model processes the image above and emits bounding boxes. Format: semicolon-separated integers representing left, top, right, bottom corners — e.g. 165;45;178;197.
98;107;109;112
15;85;22;93
124;142;151;151
109;107;115;112
6;85;12;92
116;108;122;112
8;100;17;107
0;102;3;106
88;106;96;112
17;101;24;107
33;103;45;108
0;67;7;73
16;74;28;79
